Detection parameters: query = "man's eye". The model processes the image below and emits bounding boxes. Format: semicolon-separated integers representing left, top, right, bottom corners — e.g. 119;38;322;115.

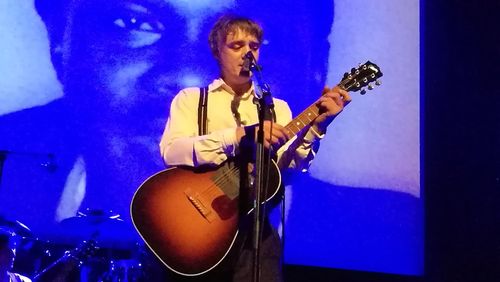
249;42;261;51
230;44;242;50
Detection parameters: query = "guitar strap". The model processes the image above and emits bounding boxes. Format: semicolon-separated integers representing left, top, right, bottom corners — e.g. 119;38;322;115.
198;86;209;136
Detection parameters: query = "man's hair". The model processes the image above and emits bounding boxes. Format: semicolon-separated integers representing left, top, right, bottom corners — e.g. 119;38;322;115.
208;14;263;59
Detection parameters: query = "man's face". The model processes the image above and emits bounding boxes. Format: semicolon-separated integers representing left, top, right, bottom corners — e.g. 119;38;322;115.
218;29;260;87
49;0;331;114
57;0;228;126
41;0;332;133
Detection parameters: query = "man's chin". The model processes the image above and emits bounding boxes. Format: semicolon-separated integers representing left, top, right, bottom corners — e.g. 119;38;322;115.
239;70;251;77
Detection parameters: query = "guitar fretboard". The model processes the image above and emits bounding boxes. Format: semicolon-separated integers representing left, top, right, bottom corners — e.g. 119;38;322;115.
284;104;320;138
283;73;361;138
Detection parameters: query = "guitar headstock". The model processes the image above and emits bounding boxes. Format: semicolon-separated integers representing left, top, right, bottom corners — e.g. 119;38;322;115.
340;61;383;94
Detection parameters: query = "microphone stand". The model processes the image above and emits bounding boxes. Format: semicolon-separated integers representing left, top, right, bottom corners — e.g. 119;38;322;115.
246;52;274;282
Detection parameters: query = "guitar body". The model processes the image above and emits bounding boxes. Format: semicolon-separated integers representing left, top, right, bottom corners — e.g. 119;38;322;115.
130;162;281;276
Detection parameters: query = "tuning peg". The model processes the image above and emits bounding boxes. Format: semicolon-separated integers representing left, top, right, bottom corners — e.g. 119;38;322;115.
360;89;367;95
375;80;381;86
368;84;374;90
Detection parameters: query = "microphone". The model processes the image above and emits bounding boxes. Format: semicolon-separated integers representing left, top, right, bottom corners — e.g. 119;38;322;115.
242;51;254;73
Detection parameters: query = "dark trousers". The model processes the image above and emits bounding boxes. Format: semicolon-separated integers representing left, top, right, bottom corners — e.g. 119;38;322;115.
167;220;283;282
232;221;283;282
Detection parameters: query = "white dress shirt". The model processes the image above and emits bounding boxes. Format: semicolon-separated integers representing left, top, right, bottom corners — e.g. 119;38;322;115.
160;78;323;171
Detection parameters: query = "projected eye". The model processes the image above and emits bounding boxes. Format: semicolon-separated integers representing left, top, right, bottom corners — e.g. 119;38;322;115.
113;17;165;48
110;4;167;48
113;17;165;33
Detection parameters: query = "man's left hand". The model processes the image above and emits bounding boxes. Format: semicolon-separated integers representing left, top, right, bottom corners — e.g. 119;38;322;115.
313;86;351;134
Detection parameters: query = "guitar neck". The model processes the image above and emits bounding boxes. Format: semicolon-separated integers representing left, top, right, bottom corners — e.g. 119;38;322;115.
283;82;346;137
283;102;321;138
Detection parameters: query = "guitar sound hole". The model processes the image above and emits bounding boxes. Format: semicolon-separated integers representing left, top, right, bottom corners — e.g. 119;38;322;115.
211;195;237;220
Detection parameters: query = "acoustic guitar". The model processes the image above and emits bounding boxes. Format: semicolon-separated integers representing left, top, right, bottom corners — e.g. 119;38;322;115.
130;61;383;276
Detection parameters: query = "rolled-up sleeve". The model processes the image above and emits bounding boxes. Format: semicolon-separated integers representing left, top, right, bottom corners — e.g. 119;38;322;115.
274;100;323;171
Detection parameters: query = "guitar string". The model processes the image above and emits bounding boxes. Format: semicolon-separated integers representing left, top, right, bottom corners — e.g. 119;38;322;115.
200;168;239;206
200;166;240;197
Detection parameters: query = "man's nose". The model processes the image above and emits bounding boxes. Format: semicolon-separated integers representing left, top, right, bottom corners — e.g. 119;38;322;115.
146;37;217;91
241;48;258;64
242;45;252;55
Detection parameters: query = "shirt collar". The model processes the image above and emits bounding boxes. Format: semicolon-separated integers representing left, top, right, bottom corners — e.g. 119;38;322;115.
208;78;255;100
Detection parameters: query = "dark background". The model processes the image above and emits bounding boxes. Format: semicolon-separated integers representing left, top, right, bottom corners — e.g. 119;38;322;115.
424;1;500;281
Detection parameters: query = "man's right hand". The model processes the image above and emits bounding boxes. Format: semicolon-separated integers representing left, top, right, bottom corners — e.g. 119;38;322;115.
236;121;290;150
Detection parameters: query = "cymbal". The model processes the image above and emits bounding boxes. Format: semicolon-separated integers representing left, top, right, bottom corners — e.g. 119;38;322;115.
57;210;139;248
0;215;32;237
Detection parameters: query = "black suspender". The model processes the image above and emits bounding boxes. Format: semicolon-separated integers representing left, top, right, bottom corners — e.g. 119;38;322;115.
197;86;209;136
197;86;277;136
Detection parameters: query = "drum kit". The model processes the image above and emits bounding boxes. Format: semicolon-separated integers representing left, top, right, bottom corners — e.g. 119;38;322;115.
1;210;154;282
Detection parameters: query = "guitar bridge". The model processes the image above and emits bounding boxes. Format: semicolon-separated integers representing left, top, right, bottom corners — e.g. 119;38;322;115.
184;189;215;222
